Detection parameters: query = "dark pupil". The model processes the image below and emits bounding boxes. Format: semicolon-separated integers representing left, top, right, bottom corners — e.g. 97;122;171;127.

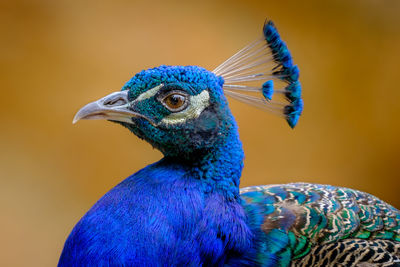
166;94;184;108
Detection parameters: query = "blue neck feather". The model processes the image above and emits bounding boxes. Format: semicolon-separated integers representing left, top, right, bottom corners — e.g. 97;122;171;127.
172;120;244;199
59;112;251;266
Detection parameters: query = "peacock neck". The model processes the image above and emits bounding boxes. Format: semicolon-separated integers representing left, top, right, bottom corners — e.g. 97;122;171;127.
166;122;244;200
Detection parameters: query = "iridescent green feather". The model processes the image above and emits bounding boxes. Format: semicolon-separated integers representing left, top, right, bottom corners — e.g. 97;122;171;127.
240;183;400;266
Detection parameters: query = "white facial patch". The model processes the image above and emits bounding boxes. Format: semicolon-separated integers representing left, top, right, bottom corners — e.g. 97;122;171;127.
135;84;164;101
160;90;210;125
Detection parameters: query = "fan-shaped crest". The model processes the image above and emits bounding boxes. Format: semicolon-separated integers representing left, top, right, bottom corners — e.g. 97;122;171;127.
213;20;303;128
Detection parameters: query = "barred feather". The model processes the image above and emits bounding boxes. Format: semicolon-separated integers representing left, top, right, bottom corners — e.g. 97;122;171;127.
293;239;400;267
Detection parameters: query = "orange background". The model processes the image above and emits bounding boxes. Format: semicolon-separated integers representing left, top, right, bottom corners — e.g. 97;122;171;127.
1;0;400;266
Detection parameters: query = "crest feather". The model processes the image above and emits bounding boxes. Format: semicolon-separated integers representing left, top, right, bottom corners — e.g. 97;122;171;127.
213;20;303;128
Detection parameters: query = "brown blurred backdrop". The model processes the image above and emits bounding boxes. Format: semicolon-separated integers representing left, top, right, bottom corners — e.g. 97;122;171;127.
1;0;400;266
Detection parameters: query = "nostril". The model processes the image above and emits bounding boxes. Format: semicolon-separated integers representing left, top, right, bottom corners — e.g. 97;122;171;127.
104;98;127;107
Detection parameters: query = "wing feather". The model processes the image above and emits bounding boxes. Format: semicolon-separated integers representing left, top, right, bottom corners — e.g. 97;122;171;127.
239;183;400;266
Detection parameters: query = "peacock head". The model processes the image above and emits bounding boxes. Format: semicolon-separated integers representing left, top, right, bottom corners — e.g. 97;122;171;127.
73;65;234;159
73;20;303;159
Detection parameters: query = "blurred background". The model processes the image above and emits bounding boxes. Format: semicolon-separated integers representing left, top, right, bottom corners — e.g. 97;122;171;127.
1;0;399;266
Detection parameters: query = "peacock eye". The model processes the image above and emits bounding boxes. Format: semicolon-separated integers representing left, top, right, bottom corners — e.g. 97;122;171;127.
161;92;188;112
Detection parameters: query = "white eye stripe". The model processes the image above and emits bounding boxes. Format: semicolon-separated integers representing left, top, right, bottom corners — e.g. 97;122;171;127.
160;90;210;125
135;84;164;101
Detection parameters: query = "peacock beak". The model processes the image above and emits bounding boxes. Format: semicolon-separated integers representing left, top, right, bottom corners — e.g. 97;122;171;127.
73;90;147;124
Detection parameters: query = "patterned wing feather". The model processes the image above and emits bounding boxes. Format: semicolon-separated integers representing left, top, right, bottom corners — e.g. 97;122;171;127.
239;183;400;266
293;239;400;267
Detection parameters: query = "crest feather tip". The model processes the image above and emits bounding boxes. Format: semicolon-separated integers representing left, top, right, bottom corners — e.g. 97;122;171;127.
262;80;274;100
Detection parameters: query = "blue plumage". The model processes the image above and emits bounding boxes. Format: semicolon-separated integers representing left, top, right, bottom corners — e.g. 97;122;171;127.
262;80;274;100
285;98;304;128
263;21;302;128
264;21;293;69
60;158;250;266
285;81;301;101
60;20;400;266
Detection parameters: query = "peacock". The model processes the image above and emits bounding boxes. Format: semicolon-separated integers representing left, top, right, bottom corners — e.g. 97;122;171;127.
59;20;400;266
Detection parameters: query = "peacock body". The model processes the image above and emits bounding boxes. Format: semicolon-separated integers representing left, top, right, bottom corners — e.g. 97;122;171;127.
59;20;400;266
